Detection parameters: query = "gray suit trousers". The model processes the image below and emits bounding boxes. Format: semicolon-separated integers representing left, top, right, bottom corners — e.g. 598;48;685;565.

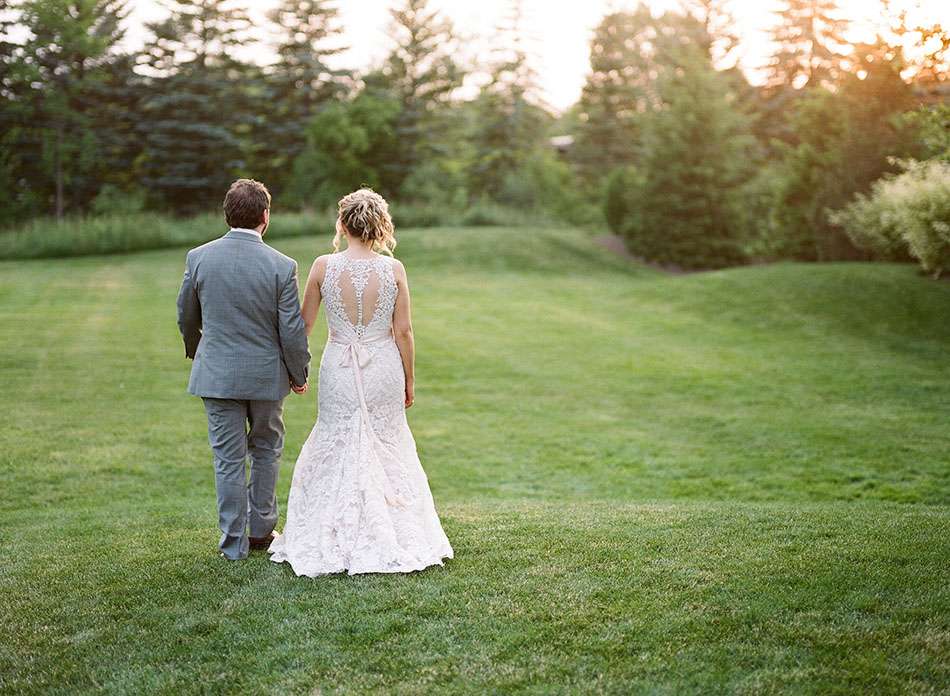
202;397;285;560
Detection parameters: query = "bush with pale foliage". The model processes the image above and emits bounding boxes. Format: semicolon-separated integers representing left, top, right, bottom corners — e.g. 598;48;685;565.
830;159;950;278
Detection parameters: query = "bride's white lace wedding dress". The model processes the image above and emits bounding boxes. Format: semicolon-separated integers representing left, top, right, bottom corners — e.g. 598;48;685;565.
269;252;453;576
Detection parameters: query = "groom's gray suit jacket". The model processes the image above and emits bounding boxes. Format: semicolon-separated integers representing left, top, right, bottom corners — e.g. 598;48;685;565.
176;228;310;401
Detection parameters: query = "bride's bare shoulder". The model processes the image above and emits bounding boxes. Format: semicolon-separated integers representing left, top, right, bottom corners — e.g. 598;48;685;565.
391;257;409;284
307;254;334;284
315;253;341;267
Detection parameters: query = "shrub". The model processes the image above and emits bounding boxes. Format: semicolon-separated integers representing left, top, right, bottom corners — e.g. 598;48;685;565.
476;151;595;228
459;201;511;227
390;202;447;229
829;159;950;278
398;161;468;212
737;164;787;262
289;92;400;210
523;151;597;228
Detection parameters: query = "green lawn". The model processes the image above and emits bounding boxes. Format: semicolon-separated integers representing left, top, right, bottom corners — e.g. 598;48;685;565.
1;226;948;694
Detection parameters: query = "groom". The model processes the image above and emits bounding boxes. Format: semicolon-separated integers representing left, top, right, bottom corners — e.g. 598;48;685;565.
177;179;311;560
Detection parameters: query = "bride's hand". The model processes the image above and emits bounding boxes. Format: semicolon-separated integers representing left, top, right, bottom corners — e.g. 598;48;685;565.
404;381;414;408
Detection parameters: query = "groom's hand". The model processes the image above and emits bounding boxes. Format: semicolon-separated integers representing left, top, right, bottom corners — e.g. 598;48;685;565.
291;382;308;395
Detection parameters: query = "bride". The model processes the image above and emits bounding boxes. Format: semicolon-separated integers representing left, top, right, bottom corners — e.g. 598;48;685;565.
268;188;454;576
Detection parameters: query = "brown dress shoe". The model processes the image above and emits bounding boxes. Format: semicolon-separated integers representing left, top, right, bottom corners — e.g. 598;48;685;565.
249;531;279;550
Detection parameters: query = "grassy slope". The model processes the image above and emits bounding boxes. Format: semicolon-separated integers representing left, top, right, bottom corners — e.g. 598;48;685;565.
0;226;948;694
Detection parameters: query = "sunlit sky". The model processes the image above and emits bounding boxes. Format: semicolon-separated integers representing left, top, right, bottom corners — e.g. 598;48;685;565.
121;0;949;111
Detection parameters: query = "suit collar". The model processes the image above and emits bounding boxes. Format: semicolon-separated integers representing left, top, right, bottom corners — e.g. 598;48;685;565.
225;228;264;243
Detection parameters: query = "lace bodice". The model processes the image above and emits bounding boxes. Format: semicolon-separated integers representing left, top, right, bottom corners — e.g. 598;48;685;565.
321;253;397;342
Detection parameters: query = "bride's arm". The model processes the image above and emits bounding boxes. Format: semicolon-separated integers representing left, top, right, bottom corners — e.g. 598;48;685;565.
301;256;327;336
392;259;415;408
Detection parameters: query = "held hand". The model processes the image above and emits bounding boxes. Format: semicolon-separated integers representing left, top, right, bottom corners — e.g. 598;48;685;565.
404;381;414;409
291;382;309;395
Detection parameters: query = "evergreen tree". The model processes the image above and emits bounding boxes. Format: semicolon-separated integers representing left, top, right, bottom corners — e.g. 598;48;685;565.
881;4;949;99
86;52;147;196
771;37;918;260
0;1;21;101
767;0;850;90
468;0;549;202
375;0;463;195
9;0;130;218
0;1;34;220
756;0;851;152
679;0;739;66
570;7;655;184
620;44;755;269
838;38;918;189
142;0;249;73
262;0;348;197
139;0;252;213
570;7;709;186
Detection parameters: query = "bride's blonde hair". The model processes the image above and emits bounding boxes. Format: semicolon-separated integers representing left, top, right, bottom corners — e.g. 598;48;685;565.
332;188;396;256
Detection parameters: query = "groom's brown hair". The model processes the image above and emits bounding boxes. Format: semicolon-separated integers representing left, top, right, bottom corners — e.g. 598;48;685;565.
224;179;271;229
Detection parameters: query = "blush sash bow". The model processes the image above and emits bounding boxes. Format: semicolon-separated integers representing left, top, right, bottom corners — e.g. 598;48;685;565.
327;332;408;508
329;333;395;422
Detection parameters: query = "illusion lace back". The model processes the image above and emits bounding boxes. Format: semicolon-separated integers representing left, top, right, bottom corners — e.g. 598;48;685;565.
268;252;454;576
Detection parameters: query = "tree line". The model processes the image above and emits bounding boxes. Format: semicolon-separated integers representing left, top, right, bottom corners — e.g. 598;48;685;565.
1;0;948;270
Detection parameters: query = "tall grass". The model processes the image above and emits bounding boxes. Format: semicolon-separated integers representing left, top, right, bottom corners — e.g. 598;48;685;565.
0;210;336;261
0;202;577;261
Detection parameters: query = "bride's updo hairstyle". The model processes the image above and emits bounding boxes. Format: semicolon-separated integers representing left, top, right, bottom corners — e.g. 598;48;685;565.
333;188;396;256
